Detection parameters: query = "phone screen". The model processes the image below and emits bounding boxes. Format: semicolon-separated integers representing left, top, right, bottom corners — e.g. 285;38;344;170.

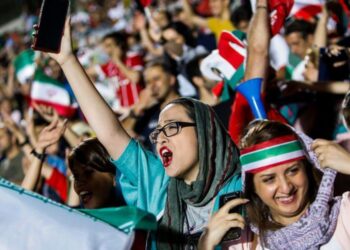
33;0;69;53
219;191;244;242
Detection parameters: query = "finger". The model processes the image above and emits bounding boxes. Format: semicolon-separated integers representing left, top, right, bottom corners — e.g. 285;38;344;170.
63;16;71;36
46;118;59;131
220;198;249;215
227;220;245;230
58;119;68;133
225;213;245;223
313;147;324;157
312;139;331;149
32;102;43;114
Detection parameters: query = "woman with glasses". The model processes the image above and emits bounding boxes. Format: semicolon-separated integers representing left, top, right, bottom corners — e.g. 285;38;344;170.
39;17;242;249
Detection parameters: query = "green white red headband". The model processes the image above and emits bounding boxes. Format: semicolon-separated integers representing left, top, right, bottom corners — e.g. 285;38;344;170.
240;135;306;174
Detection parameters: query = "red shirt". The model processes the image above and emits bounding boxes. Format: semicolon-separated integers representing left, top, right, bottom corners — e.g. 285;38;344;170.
99;51;143;107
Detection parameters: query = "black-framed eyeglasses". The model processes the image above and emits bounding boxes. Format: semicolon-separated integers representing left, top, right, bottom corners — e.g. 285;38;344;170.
149;121;196;144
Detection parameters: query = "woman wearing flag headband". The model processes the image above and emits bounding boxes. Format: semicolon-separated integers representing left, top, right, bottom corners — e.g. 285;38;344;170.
199;120;350;249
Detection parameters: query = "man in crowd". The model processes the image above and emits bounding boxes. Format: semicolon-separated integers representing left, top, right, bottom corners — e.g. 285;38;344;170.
122;61;180;150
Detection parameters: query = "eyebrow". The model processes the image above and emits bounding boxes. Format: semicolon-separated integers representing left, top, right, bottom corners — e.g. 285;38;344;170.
285;164;299;172
259;174;275;179
156;120;176;129
259;164;300;178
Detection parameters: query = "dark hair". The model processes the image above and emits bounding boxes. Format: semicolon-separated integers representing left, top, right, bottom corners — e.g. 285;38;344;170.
185;53;209;84
102;31;128;52
144;59;180;93
285;20;316;40
68;137;116;175
230;4;252;27
167;98;196;122
162;22;196;47
240;120;320;235
145;59;174;76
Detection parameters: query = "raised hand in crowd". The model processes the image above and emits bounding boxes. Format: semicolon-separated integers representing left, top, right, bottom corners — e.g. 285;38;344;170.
33;103;59;123
133;11;147;32
1;111;27;146
312;139;350;175
36;118;67;151
21;117;67;191
33;103;81;147
64;147;80;207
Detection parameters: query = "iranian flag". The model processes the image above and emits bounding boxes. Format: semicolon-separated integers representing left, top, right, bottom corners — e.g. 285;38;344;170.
31;70;77;117
291;0;324;21
13;50;36;84
0;178;134;250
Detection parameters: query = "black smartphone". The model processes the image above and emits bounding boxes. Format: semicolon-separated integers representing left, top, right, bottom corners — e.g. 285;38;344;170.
32;0;69;53
219;191;244;242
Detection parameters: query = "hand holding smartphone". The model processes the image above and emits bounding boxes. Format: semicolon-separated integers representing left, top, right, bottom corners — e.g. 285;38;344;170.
219;191;245;242
32;0;70;53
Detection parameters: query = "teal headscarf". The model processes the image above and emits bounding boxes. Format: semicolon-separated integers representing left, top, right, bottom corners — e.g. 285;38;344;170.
156;98;241;249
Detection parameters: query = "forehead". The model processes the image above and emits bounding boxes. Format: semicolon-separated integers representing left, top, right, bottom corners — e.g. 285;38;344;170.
163;28;179;38
286;32;304;42
144;65;165;78
102;38;115;46
254;160;302;177
158;104;191;125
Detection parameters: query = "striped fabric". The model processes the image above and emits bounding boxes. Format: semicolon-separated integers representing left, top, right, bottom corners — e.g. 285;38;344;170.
240;135;306;174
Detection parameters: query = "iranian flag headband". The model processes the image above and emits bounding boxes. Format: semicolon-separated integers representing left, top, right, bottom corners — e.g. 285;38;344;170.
240;135;306;174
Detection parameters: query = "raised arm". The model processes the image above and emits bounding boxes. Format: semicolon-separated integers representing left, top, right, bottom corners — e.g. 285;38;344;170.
21;118;67;190
244;0;270;84
181;0;208;28
133;12;163;57
313;6;329;49
38;18;130;159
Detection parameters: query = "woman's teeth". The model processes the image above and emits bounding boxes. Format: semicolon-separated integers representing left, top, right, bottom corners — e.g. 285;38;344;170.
160;147;173;167
276;195;295;204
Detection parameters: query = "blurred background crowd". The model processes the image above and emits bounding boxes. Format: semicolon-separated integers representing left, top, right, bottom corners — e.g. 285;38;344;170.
0;0;349;207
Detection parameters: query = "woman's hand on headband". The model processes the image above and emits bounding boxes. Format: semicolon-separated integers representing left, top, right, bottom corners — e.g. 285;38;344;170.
198;198;249;250
312;139;350;175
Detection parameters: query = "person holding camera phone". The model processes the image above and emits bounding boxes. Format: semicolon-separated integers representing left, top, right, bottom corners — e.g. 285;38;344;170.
33;10;245;250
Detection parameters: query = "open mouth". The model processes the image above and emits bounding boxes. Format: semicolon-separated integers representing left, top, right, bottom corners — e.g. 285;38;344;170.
79;191;93;204
275;192;297;205
159;146;173;168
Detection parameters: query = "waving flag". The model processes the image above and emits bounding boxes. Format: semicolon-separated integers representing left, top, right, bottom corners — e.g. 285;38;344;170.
291;0;324;21
13;50;36;84
0;178;133;250
30;70;77;117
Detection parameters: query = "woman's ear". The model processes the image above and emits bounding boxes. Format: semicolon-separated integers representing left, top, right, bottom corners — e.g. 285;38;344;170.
113;176;117;187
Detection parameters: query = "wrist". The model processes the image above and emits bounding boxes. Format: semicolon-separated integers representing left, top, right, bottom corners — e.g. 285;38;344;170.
31;148;47;161
18;136;29;147
198;230;215;250
59;54;76;67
